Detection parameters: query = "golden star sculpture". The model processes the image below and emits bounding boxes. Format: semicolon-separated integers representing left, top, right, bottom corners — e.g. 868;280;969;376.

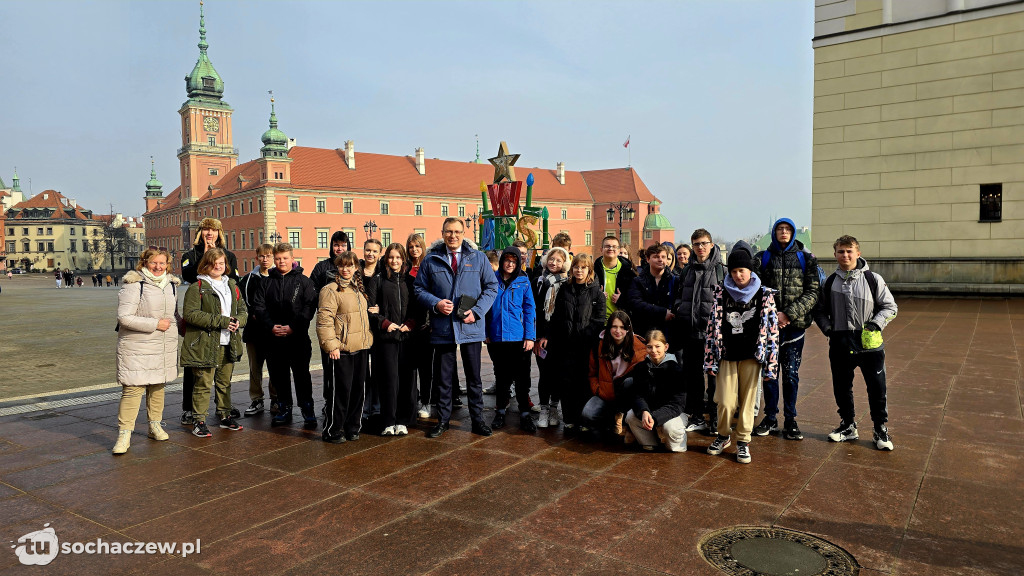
488;141;520;184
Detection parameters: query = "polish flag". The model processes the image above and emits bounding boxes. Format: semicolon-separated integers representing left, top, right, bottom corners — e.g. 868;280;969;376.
623;136;630;148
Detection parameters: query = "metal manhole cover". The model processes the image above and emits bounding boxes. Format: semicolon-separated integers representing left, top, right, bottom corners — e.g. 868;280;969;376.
699;526;859;576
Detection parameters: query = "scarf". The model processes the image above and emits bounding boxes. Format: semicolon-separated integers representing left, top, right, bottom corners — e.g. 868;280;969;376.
198;274;232;345
542;273;568;321
724;273;762;305
140;267;169;289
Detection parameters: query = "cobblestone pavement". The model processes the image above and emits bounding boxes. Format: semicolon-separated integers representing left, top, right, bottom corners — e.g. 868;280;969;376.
0;282;1021;575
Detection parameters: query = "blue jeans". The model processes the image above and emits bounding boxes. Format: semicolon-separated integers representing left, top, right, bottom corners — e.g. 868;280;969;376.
762;327;804;422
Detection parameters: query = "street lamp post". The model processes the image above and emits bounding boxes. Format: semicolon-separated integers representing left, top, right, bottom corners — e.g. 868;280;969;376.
363;220;378;240
465;212;478;245
268;232;282;245
606;202;636;245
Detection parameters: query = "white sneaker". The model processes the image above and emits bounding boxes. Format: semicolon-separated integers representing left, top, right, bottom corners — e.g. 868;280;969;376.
482;385;496;394
112;430;131;454
537;406;549;428
381;426;396;436
417;403;430;419
395;425;408;436
548;404;560;426
148;421;169;441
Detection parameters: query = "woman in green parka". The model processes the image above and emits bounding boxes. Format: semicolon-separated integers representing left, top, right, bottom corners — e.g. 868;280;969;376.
180;248;247;438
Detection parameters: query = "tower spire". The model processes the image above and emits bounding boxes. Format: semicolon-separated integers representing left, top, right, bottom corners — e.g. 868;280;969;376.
198;0;208;53
12;167;21;192
261;91;289;158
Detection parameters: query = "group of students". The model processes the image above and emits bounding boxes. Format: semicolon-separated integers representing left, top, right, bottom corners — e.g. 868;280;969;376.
110;216;899;464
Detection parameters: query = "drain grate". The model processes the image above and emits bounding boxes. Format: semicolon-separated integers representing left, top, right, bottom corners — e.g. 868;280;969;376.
699;526;858;576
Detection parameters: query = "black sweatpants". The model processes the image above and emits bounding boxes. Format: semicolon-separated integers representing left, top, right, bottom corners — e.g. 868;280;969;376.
181;367;195;411
487;341;532;415
323;349;367;438
375;341;417;428
829;346;888;425
411;331;434;405
266;335;314;409
552;341;591;427
681;337;717;419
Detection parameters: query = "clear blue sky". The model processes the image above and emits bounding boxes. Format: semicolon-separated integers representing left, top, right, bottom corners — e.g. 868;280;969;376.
0;0;814;242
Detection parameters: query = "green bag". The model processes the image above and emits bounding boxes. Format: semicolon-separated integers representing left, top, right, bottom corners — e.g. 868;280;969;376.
861;326;883;350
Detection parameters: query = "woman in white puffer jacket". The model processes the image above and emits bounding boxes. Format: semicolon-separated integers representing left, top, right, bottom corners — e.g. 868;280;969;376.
112;248;182;454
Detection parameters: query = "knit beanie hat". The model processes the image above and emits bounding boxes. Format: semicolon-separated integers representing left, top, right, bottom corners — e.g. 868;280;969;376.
727;240;754;272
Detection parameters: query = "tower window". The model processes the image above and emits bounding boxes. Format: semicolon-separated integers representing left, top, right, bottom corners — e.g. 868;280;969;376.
208;136;216;146
209;168;219;176
980;184;1002;222
203;77;215;89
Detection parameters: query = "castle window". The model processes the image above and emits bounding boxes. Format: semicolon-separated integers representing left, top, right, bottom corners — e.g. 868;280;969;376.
316;199;326;213
343;200;352;214
980;184;1002;223
208;136;216;146
209;168;219;176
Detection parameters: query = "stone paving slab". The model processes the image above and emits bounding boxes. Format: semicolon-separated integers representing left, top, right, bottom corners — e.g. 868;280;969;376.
0;283;1022;575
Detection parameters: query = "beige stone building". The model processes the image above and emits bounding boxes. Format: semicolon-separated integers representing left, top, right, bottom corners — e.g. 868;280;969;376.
813;0;1024;293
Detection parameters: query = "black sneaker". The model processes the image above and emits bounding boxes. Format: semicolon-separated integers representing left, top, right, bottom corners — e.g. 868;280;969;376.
271;405;293;427
520;413;537;433
783;420;804;441
685;416;707;433
753;418;778;437
736;441;751;464
707;435;731;455
491;411;506;429
873;423;894;451
300;404;318;429
827;420;858;442
192;421;212;438
180;411;193;427
219;417;243;431
453;396;464;408
229;407;241;419
706;416;718;437
244;400;264;417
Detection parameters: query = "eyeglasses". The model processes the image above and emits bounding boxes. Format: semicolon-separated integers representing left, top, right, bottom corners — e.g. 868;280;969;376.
442;229;464;236
692;241;713;248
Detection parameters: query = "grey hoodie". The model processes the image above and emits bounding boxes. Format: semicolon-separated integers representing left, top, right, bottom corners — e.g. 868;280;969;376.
813;257;897;352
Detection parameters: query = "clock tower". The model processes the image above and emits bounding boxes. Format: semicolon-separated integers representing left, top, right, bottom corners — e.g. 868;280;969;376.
178;1;237;205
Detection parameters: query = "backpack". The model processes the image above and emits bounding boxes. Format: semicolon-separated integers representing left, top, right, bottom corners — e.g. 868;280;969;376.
115;281;177;332
761;249;826;287
821;270;880;320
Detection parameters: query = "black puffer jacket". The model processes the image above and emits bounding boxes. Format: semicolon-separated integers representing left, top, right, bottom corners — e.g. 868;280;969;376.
366;267;419;343
753;240;819;330
250;266;317;340
623;268;679;342
238;269;269;343
674;244;725;341
180;243;239;283
543;281;607;349
629;355;687;427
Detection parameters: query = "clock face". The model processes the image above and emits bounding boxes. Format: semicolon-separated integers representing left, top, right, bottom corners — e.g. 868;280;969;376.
203;116;220;133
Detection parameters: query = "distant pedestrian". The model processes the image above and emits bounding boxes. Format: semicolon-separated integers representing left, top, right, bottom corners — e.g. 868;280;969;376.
55;269;63;289
112;248;181;455
113;274;119;287
76;276;83;287
106;274;112;287
92;274;97;287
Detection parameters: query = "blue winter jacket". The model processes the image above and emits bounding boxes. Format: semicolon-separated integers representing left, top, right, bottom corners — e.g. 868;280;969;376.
486;247;537;343
414;239;499;345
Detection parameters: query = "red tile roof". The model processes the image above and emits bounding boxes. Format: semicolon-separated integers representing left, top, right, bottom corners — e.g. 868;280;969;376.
147;146;660;213
579;167;656;204
9;189;96;221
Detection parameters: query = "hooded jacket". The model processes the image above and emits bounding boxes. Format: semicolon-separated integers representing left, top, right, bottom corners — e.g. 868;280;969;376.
703;283;780;380
180;221;239;283
413;239;499;345
589;333;648;401
674;243;726;340
812;258;897;353
317;278;374;354
630;354;687;427
310;231;350;294
179;276;247;368
238;267;269;344
250;265;317;340
753;218;819;330
366;265;419;343
116;270;182;386
486;247;537;343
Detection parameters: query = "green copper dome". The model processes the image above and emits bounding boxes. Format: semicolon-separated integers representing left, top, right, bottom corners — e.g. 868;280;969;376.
260;101;289;157
146;163;163;196
643;200;674;230
185;3;224;100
